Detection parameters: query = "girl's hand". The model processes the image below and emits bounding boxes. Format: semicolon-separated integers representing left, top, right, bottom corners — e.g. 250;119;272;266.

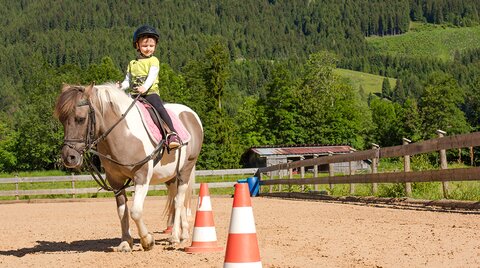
116;81;121;88
136;85;147;94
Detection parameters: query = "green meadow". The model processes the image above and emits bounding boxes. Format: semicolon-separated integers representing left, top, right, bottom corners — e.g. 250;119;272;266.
366;22;480;61
334;68;396;94
335;23;480;94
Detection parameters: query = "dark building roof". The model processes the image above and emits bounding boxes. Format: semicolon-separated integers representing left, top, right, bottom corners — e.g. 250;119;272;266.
246;144;354;156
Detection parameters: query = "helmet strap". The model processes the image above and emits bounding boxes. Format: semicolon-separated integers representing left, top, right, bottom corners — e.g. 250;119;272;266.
137;50;152;59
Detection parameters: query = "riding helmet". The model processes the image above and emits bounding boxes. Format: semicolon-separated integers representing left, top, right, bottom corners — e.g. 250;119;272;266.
132;25;159;48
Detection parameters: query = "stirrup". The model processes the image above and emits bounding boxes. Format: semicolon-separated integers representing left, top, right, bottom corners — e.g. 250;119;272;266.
166;132;181;149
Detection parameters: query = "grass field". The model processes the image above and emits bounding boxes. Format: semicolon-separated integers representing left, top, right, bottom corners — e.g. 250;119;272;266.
334;23;480;94
334;68;396;94
366;22;480;61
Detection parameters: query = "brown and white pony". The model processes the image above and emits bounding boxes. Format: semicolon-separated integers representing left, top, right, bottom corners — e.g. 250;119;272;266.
54;83;203;252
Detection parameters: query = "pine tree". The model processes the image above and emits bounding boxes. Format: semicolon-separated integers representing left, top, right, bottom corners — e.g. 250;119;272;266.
381;77;392;99
204;41;230;111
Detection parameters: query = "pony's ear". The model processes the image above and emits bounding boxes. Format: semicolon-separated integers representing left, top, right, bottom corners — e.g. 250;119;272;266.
61;83;71;92
84;81;96;95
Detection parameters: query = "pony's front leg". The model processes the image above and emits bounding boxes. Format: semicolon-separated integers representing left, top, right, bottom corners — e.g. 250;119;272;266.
131;181;155;251
114;190;133;252
171;183;190;244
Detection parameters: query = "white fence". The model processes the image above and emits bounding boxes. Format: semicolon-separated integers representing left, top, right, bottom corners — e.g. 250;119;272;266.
0;168;258;199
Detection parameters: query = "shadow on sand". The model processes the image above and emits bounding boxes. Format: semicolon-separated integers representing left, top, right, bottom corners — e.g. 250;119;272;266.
0;237;183;257
0;238;122;257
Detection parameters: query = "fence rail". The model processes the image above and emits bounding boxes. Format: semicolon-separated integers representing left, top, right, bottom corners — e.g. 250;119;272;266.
256;131;480;199
260;167;480;185
0;168;257;199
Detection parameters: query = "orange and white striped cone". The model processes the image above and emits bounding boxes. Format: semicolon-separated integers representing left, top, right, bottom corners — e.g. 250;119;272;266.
185;183;223;253
224;183;262;267
162;225;173;234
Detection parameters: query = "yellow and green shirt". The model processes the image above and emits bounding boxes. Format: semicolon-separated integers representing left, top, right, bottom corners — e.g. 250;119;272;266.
122;56;160;95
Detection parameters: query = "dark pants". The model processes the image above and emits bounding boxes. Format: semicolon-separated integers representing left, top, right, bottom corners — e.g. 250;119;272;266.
143;94;176;133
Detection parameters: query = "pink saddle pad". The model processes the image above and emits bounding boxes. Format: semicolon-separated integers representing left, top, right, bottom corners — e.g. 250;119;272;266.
135;102;191;144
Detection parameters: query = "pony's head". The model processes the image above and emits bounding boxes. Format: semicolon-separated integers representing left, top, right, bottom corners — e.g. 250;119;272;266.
55;83;132;168
54;83;96;168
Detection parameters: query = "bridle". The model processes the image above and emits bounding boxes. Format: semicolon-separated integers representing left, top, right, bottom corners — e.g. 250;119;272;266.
63;92;167;195
62;99;97;155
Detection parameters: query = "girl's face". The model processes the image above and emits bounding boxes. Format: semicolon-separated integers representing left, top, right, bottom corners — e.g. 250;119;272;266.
136;37;157;57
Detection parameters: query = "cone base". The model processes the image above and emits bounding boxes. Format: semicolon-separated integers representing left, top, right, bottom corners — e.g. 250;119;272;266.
185;245;223;253
162;226;173;234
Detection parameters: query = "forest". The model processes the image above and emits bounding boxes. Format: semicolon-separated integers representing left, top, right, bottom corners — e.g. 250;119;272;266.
1;0;480;172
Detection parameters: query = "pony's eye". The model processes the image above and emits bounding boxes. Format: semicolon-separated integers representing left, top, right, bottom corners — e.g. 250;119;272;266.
75;117;86;124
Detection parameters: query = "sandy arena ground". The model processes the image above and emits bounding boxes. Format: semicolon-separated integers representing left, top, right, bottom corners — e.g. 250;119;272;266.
0;196;479;268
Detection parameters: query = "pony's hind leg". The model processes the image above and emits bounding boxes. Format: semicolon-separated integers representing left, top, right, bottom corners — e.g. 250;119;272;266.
114;190;133;252
164;180;177;233
171;182;190;244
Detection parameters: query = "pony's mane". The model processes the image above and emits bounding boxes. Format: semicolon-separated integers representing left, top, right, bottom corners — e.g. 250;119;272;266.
93;83;132;116
54;83;132;122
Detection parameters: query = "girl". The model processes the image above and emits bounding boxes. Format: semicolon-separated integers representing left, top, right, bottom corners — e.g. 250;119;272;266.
118;25;180;149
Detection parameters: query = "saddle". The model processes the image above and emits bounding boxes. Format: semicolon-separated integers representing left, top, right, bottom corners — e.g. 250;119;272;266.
134;98;191;145
138;97;169;138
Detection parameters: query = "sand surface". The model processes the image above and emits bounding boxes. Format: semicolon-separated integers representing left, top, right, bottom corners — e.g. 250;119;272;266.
0;196;479;267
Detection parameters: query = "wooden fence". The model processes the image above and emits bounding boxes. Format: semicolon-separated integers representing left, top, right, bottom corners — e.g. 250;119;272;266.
255;130;480;199
3;130;480;201
0;168;257;200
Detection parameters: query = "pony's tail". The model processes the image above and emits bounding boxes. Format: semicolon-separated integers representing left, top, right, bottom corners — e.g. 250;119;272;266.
163;166;195;222
163;179;176;222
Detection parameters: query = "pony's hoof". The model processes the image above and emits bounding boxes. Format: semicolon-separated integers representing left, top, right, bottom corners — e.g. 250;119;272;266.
180;238;189;245
169;235;180;245
181;231;190;242
114;241;132;253
141;233;155;251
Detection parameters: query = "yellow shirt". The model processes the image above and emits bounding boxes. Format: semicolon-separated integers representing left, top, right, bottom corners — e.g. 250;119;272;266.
126;56;160;95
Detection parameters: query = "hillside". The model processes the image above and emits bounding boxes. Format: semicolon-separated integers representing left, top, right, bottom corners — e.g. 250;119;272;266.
334;68;396;94
366;23;480;61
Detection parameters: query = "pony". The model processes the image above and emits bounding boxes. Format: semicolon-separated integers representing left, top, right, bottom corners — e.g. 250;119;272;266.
54;83;203;252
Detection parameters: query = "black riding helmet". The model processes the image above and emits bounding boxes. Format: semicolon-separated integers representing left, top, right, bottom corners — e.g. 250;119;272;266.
132;25;159;49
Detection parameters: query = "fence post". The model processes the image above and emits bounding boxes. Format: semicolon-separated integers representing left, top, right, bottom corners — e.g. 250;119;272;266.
371;143;379;195
300;156;305;192
349;148;355;195
437;129;449;198
313;154;318;191
470;146;474;166
71;173;76;199
15;175;19;201
282;160;291;192
328;151;334;191
269;171;274;193
403;138;412;197
288;162;293;192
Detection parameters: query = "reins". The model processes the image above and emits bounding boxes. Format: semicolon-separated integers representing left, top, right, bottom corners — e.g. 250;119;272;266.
87;93;142;150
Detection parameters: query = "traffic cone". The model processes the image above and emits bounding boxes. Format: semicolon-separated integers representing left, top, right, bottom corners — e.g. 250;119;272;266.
224;183;262;267
162;225;172;234
185;183;223;253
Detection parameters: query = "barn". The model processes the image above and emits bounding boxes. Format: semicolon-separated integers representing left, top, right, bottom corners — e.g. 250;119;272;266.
241;144;370;174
